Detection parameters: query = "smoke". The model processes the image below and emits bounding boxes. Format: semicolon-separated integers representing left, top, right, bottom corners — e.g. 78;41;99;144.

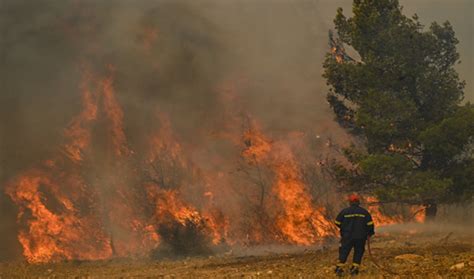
0;0;342;165
0;0;335;259
0;0;472;261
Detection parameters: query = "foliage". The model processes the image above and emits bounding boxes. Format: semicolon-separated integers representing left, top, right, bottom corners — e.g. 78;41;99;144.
323;0;472;203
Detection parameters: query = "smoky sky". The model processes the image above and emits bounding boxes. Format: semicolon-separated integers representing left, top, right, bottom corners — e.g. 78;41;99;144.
1;0;472;179
0;0;472;260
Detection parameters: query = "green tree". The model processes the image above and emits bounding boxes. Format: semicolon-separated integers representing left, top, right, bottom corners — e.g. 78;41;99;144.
323;0;473;206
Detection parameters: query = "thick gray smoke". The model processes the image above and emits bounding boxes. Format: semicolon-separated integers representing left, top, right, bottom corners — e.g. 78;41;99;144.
0;0;472;261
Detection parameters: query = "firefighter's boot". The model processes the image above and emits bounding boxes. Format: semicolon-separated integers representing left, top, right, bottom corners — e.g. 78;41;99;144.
335;264;344;277
349;264;360;276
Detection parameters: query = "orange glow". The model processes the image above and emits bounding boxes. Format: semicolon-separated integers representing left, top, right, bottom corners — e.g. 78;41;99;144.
330;46;344;64
101;70;131;157
274;158;334;244
145;112;230;245
241;124;272;163
6;66;161;263
147;113;185;165
62;69;98;162
139;26;158;52
410;205;426;223
147;187;201;225
7;69;367;263
365;196;403;226
6;69;114;262
7;171;113;263
241;123;336;245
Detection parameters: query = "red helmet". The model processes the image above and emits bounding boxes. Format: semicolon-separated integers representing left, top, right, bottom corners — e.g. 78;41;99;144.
348;193;360;203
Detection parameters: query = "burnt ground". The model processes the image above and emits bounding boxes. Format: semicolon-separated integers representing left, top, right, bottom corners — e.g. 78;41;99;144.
1;225;473;278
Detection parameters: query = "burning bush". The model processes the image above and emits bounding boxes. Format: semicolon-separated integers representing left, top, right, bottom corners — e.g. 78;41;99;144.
152;215;213;258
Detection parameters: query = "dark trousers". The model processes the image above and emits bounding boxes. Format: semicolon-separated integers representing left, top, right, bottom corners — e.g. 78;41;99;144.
338;238;366;265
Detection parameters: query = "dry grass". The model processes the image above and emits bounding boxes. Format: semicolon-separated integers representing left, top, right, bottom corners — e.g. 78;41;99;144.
1;228;473;278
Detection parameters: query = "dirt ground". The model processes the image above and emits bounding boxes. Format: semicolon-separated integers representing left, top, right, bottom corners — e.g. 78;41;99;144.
1;224;473;278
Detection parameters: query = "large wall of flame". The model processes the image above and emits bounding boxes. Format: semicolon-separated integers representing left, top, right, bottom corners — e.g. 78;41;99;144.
0;0;472;260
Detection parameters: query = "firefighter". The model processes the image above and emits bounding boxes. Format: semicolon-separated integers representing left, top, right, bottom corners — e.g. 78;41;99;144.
334;194;375;276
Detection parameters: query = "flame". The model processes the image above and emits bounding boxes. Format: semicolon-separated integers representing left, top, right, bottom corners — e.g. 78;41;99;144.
202;209;230;245
365;197;426;225
365;196;403;226
240;123;336;245
331;46;344;63
146;187;201;225
101;68;131;157
99;69;159;257
410;205;426;223
147;113;185;165
241;125;272;163
6;69;113;262
273;158;334;244
145;113;229;245
6;66;163;262
144;180;228;246
8;172;114;263
7;70;369;263
62;69;98;162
